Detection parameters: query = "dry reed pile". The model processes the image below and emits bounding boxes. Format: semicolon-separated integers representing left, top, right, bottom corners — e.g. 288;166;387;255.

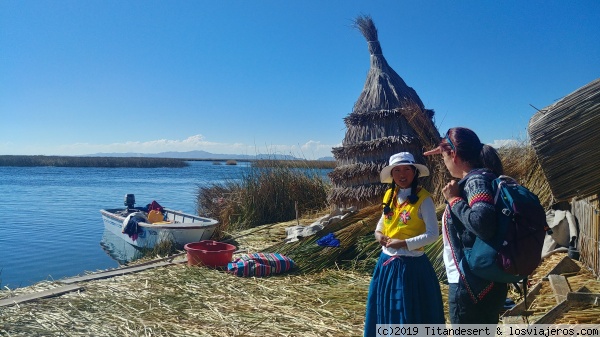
266;205;381;274
0;266;370;336
499;144;553;207
508;252;600;324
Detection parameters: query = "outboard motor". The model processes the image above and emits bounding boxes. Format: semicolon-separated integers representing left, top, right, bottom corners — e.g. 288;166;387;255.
124;194;136;210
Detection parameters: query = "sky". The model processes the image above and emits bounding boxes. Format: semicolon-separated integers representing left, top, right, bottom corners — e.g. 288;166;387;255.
2;1;599;160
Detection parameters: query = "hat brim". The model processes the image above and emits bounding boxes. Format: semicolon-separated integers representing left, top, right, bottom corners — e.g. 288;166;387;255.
423;146;442;156
380;163;430;183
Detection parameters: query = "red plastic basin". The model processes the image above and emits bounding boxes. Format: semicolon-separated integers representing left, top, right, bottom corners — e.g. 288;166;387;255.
184;240;236;268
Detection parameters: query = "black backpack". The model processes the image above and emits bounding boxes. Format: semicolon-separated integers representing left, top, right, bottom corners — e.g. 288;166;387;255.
463;174;548;283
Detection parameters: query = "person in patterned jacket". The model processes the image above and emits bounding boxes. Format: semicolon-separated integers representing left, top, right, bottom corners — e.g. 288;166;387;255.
424;127;508;324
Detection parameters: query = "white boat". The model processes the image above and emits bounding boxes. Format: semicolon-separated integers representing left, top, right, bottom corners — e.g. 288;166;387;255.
100;194;219;249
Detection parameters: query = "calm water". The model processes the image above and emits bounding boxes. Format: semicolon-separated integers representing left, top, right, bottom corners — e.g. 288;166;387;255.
0;161;251;289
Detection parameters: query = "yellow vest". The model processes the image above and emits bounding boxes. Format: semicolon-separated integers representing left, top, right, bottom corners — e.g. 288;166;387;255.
381;187;430;249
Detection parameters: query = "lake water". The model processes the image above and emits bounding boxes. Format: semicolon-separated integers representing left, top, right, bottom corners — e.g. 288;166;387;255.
0;161;254;289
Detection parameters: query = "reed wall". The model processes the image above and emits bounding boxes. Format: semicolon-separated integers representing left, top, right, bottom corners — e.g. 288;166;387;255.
572;196;600;277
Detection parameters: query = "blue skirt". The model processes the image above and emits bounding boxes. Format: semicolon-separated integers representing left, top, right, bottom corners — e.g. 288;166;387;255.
364;252;445;336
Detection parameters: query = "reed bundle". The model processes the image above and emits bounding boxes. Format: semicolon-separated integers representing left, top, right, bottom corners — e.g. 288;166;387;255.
553;304;600;324
529;78;600;201
266;204;449;281
268;205;381;273
499;144;554;207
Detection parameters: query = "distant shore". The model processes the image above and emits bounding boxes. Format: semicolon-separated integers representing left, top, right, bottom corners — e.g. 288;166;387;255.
0;155;188;168
0;155;336;169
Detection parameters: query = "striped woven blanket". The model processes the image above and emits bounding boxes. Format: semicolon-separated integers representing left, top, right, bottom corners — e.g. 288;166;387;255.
226;253;295;277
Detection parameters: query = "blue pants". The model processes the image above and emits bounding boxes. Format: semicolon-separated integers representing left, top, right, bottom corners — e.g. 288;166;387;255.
448;281;508;324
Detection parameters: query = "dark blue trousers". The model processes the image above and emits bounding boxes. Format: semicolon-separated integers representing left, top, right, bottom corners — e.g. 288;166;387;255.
448;281;508;324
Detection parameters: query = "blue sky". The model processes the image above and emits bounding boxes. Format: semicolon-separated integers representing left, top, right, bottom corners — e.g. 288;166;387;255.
2;1;599;160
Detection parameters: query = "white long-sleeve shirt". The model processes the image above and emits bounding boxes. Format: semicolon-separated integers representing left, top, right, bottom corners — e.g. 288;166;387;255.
442;211;460;283
375;187;439;257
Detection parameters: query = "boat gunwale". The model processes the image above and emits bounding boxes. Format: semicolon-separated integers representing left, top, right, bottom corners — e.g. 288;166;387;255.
100;208;219;230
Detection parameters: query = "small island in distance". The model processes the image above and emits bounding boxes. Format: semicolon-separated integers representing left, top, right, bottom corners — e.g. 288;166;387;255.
0;151;336;168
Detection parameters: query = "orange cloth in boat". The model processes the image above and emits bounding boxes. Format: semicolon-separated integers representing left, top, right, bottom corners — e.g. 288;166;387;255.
147;209;164;223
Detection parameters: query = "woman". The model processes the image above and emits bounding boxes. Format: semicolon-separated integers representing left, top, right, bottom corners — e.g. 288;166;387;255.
364;152;444;336
424;127;507;324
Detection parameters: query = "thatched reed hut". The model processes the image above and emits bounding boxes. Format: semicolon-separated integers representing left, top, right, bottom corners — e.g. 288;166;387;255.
528;78;600;276
328;15;443;209
529;78;600;202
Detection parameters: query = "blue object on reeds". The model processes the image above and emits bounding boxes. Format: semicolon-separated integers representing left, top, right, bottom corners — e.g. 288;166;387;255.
316;233;340;247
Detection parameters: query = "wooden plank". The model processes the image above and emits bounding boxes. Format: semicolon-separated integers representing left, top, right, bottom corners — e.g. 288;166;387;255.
567;292;600;304
546;255;581;276
548;274;571;303
0;284;83;307
502;281;543;317
60;261;175;284
0;255;185;307
577;285;591;293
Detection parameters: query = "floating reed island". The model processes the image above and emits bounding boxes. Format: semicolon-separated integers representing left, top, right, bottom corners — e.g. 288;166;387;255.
2;215;599;335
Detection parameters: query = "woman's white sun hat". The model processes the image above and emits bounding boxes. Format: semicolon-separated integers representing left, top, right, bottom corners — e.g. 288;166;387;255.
380;152;430;183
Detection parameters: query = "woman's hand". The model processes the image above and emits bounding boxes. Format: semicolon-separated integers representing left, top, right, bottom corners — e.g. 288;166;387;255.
385;238;407;249
442;180;460;201
375;231;389;247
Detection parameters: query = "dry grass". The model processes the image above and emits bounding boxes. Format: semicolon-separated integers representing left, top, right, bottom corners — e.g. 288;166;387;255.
498;143;554;207
197;163;330;234
0;266;369;336
3;217;600;336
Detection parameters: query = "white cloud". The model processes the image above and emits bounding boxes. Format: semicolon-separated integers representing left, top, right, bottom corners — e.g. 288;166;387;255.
489;139;521;149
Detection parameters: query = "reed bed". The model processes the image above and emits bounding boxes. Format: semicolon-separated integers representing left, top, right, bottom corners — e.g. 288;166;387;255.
3;228;600;335
197;163;331;234
252;159;336;169
0;266;370;336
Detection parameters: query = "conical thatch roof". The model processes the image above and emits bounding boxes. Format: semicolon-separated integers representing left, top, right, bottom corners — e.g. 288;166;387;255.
528;78;600;201
328;15;444;209
351;16;426;114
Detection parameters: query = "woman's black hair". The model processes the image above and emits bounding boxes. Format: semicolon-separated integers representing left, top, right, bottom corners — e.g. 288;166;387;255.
382;181;396;214
408;171;419;204
443;127;504;176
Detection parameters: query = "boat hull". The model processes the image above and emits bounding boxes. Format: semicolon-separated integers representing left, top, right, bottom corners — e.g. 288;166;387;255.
100;208;218;249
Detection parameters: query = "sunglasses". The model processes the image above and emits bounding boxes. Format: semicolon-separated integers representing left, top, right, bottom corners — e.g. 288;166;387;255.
444;133;456;151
